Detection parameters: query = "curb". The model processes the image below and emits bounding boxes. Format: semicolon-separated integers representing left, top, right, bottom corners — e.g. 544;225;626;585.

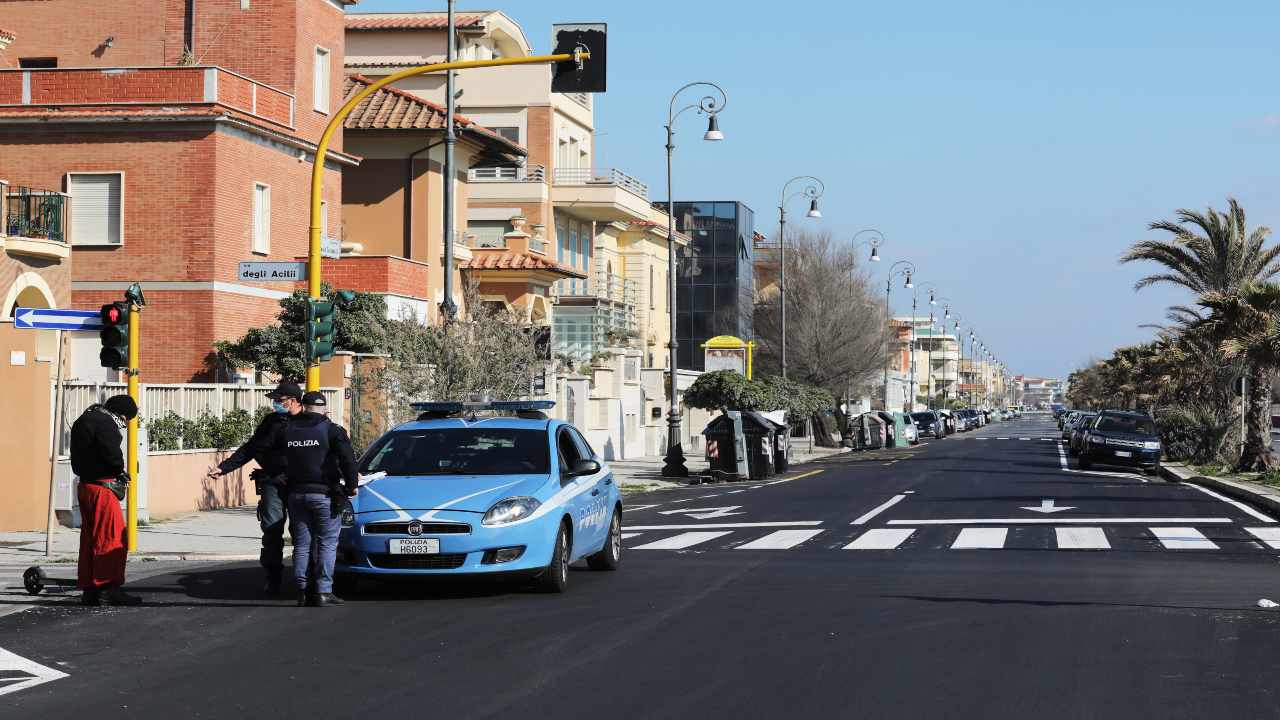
1160;463;1280;517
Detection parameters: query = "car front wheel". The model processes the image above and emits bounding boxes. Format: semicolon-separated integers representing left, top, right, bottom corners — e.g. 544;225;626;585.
587;508;622;571
535;521;571;593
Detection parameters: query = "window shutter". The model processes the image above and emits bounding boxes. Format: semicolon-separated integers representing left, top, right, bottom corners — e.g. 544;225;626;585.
68;174;121;245
253;184;271;253
314;48;330;113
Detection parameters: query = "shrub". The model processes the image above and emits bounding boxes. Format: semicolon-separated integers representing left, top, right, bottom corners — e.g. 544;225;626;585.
1156;402;1236;466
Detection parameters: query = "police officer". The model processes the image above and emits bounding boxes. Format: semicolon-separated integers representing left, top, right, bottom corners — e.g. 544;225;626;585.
206;381;301;594
280;391;358;607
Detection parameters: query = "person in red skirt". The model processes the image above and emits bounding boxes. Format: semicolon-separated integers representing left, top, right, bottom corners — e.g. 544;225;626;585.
69;395;142;606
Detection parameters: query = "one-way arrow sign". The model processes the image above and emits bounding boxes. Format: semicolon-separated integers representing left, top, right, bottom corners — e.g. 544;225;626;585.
658;506;745;520
13;307;103;331
1020;498;1076;514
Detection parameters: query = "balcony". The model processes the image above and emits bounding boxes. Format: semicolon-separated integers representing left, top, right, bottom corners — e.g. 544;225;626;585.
466;163;548;203
551;167;653;222
0;66;295;129
555;270;638;339
1;181;71;260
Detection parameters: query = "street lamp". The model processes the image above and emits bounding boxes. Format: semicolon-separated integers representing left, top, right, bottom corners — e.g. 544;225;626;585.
884;260;915;410
851;229;884;264
929;295;952;409
662;80;728;478
778;175;824;379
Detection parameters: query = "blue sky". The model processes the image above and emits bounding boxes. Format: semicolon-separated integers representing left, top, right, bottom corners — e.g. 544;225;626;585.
351;0;1280;380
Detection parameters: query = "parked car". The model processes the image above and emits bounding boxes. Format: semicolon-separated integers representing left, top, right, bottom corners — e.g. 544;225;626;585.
1059;410;1080;432
336;400;621;594
911;411;945;439
938;409;956;434
900;417;919;444
1068;412;1097;455
1078;410;1162;475
1060;412;1083;442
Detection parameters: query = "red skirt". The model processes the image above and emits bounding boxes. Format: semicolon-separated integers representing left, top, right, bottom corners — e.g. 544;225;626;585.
77;481;127;590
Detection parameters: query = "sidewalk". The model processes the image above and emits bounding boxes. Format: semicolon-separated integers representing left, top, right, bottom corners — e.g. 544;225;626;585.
1160;462;1280;516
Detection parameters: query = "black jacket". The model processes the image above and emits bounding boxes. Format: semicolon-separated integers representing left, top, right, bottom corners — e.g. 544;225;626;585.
69;405;125;482
278;412;358;495
217;411;289;479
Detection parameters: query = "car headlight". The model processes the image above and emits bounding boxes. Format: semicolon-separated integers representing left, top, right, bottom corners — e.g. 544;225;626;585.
340;505;355;527
1143;441;1161;450
483;496;541;526
1089;435;1106;444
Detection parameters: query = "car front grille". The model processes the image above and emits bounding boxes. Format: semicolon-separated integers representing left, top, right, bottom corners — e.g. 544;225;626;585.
367;553;468;570
1105;438;1146;449
363;521;471;535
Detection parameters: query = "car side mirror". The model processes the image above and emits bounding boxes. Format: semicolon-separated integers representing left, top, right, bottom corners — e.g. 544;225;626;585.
568;459;600;477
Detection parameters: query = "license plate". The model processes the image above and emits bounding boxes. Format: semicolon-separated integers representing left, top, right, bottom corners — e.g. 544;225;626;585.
1114;450;1132;458
389;538;440;555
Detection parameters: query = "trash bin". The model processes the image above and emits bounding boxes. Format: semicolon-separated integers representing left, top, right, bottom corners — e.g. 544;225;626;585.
741;412;777;481
861;413;886;449
764;416;791;471
703;411;750;481
876;411;897;447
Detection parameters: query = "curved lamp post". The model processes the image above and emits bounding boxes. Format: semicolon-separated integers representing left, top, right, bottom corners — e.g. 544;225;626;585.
778;175;824;379
929;295;952;409
852;228;885;265
661;81;727;478
884;260;915;410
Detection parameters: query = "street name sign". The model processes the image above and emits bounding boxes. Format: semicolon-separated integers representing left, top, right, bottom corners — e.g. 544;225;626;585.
13;307;103;331
238;261;306;282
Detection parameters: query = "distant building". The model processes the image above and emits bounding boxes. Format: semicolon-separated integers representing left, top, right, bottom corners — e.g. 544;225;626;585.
668;201;756;371
1021;376;1063;408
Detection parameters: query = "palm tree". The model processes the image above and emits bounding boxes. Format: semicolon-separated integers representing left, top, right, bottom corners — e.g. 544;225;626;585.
1196;281;1280;471
1124;198;1278;469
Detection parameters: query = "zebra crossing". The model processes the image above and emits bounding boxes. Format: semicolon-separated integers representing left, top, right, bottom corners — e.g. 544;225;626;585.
623;524;1280;553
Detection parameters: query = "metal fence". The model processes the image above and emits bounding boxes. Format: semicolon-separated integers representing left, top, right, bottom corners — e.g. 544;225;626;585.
56;383;344;452
551;167;649;200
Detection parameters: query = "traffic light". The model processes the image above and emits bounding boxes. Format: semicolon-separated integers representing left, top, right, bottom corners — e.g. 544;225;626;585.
551;23;606;94
307;298;336;363
99;301;130;369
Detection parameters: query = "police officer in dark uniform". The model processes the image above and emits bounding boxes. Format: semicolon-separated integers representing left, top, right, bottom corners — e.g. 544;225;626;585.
280;391;358;607
206;381;302;594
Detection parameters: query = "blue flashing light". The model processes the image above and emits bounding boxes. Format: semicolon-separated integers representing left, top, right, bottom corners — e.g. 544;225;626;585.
410;400;556;415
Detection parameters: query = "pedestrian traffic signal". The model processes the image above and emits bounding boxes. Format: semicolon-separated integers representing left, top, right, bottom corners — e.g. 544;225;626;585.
99;301;130;369
551;23;606;94
307;298;337;364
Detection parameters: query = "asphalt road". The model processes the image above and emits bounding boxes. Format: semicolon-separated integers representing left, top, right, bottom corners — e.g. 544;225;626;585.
4;413;1280;719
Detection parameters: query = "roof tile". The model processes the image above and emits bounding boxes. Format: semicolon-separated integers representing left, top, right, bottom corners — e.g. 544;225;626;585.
345;13;486;31
462;250;587;278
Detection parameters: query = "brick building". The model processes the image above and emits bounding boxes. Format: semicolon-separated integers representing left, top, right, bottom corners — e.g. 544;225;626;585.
0;0;357;382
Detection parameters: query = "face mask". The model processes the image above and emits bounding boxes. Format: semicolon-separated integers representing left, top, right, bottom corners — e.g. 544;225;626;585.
272;401;288;414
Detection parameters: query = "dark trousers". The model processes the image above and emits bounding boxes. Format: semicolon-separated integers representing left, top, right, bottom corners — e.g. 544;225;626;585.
257;483;288;581
288;492;340;594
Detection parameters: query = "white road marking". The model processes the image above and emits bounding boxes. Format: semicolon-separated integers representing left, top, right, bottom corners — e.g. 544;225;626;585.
632;531;732;550
624;505;658;513
625;521;823;530
1150;527;1218;550
1057;442;1069;470
997;437;1010;440
1021;499;1076;514
952;527;1008;549
852;494;908;525
620;532;643;540
976;437;989;440
1244;527;1280;548
845;528;916;550
735;529;824;550
658;506;745;520
0;647;69;697
1181;482;1277;524
1055;526;1110;550
726;490;746;494
888;517;1233;525
1019;437;1032;440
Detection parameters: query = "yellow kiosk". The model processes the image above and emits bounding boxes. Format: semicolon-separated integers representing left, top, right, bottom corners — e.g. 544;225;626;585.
701;335;754;379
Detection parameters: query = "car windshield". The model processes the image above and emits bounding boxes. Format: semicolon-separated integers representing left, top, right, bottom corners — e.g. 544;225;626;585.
1096;416;1157;435
359;428;551;476
911;413;934;422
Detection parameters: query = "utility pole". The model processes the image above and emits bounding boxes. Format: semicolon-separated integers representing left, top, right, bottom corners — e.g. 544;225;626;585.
441;0;458;323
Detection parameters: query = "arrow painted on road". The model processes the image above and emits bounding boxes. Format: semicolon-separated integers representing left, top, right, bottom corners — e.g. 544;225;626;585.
1020;499;1076;514
658;506;746;520
13;307;102;331
0;647;68;697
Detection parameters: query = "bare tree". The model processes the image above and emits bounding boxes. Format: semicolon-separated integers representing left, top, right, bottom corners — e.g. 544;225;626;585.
753;230;887;399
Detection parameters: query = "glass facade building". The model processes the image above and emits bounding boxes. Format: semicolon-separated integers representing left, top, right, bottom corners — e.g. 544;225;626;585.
668;201;756;371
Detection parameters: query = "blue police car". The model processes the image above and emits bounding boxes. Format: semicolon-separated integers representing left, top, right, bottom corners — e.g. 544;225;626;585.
336;401;622;593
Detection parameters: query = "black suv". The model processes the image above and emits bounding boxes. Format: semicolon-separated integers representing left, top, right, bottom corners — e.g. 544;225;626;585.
911;411;944;439
1078;410;1161;475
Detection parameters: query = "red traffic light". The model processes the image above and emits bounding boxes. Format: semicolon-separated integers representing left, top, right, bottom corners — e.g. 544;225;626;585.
100;302;127;326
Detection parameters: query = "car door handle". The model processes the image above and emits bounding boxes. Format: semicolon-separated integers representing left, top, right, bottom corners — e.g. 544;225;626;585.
591;488;600;496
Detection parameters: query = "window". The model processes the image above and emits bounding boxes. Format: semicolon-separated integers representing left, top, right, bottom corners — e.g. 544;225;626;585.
650;266;656;309
67;173;122;246
468;220;511;248
360;428;550;475
313;47;331;113
489;126;520;144
557;428;584;475
252;183;271;254
19;58;57;68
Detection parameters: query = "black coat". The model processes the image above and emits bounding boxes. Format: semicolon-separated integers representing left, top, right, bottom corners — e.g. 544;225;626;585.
69;405;125;482
217;411;290;479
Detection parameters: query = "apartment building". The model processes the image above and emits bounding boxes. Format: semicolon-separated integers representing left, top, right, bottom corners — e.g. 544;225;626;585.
0;0;356;382
344;10;681;366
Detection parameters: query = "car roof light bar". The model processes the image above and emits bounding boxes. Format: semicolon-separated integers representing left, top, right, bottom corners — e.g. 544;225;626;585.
410;400;557;416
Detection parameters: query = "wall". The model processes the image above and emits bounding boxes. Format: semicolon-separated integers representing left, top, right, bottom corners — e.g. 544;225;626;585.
0;0;176;68
0;324;56;530
147;450;255;519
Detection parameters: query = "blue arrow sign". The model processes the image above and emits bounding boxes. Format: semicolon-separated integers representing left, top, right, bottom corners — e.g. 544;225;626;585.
13;307;103;331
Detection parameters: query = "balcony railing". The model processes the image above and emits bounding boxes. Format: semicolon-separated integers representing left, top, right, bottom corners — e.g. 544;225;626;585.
552;167;649;201
468;164;546;183
4;184;69;244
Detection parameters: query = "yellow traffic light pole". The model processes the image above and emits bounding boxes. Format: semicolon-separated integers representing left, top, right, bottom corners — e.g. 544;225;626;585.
305;51;589;391
126;303;140;551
